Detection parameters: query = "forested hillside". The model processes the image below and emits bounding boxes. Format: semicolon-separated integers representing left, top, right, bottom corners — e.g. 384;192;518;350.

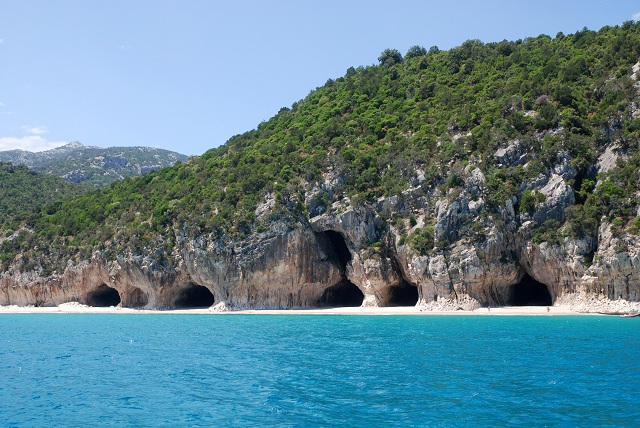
0;142;188;188
0;163;87;237
3;22;640;277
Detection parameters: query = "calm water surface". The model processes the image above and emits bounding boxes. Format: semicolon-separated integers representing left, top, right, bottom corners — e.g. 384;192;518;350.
0;314;638;427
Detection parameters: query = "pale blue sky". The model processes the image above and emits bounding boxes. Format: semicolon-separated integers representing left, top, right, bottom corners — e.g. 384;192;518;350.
1;0;639;155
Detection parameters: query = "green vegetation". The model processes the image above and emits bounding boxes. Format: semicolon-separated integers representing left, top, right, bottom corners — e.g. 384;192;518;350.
0;163;87;234
3;22;640;271
409;224;435;255
519;190;546;215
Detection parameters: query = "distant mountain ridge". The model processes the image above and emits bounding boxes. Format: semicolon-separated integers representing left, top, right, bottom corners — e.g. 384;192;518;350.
0;142;188;188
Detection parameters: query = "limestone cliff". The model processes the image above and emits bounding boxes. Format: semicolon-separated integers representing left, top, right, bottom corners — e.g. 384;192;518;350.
2;142;640;312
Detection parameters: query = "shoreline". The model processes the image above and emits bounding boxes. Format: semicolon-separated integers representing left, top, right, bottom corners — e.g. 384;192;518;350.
0;303;609;316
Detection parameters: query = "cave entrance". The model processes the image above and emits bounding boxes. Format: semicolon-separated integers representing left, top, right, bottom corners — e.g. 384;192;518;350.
87;284;121;307
174;284;215;309
507;273;552;306
388;280;419;306
319;230;352;270
315;230;362;307
123;287;148;308
317;280;364;307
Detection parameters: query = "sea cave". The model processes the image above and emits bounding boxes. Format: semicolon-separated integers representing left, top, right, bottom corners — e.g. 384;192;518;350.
318;280;364;307
174;283;215;308
314;230;364;307
388;280;419;306
87;284;122;307
507;273;553;306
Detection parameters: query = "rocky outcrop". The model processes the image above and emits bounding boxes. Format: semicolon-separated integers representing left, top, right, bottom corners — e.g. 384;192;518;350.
0;222;344;309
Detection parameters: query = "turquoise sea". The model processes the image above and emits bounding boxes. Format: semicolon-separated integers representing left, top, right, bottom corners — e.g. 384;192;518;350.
0;314;638;427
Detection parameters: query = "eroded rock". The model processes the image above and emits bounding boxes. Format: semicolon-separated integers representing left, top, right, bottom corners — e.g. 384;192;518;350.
2;149;640;313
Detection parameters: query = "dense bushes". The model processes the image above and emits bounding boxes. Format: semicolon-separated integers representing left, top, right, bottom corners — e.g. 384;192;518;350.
0;163;87;235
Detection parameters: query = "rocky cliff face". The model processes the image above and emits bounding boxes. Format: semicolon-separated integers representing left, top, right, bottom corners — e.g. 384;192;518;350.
2;137;639;313
0;223;342;309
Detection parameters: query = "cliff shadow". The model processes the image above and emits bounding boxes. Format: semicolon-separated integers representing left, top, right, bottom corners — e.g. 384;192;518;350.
173;283;215;309
87;284;121;307
318;230;352;270
507;273;552;306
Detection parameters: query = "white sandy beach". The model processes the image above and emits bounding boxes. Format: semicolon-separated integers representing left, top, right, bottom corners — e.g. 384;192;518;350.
0;302;599;316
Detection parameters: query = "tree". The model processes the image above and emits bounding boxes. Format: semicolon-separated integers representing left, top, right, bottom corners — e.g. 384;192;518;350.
378;48;403;66
405;45;427;59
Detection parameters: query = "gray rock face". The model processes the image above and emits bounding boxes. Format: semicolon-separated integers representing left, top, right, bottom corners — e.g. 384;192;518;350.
0;142;188;188
494;140;528;167
0;223;343;309
533;174;575;224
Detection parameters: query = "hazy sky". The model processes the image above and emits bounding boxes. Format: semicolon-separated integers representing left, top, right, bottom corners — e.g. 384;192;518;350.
1;1;639;155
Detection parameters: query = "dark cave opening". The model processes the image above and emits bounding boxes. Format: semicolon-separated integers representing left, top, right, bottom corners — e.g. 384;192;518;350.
507;273;553;306
317;280;364;307
388;280;419;306
174;284;215;309
87;284;121;307
321;230;352;270
314;230;362;307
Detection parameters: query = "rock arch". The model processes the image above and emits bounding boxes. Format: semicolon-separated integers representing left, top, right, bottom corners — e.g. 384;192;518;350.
86;284;121;307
